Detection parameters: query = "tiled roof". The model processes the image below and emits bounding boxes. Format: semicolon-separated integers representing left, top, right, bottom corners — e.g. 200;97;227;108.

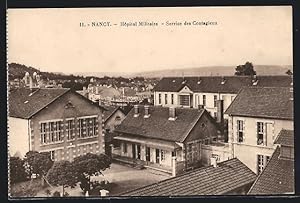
102;105;123;122
225;87;293;120
274;129;294;146
121;158;256;196
153;76;291;94
9;88;70;119
9;88;106;119
248;146;294;195
115;106;211;142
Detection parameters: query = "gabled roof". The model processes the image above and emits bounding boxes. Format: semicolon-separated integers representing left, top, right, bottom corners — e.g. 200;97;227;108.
9;88;70;119
102;105;124;123
248;146;294;195
9;88;106;119
115;106;215;143
121;158;256;196
225;87;293;120
274;129;294;147
153;76;291;94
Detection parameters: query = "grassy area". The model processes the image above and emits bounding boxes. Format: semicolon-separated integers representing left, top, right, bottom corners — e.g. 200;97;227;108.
10;178;49;198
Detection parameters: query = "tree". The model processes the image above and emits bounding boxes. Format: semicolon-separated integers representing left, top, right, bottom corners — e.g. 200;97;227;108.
24;151;53;184
46;161;77;196
9;157;29;184
286;69;293;75
234;62;256;76
73;153;111;193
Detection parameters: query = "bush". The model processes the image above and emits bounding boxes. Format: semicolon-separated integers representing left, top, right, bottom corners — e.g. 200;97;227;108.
52;191;61;197
9;157;29;184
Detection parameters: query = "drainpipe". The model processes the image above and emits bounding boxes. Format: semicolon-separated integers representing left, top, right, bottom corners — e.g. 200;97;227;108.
172;156;177;177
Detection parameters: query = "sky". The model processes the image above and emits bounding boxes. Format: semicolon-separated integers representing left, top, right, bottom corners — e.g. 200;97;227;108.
8;6;292;73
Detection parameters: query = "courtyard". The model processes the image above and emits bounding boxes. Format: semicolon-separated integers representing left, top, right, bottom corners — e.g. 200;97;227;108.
32;163;171;197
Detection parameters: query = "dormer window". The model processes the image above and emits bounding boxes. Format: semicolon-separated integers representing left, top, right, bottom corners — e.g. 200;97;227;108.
197;80;201;84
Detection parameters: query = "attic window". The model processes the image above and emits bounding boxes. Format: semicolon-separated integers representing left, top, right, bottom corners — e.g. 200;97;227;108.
197;80;201;84
172;80;176;83
24;100;29;104
221;80;226;85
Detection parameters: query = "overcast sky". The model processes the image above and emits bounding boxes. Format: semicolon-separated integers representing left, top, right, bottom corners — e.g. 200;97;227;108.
8;6;292;73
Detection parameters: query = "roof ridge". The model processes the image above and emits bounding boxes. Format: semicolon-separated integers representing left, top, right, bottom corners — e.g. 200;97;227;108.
121;158;243;195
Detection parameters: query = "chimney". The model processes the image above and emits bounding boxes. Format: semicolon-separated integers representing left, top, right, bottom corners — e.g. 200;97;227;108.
252;74;258;85
133;105;139;117
221;76;226;85
210;157;217;168
168;107;177;121
144;105;150;118
216;100;224;136
29;75;34;90
172;156;177;177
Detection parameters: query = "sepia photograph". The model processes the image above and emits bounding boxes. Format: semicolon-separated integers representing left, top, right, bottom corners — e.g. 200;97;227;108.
7;6;294;198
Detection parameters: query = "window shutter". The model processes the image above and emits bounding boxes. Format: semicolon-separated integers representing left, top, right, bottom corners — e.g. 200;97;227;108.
264;123;267;146
235;121;238;143
255;122;258;145
243;119;246;142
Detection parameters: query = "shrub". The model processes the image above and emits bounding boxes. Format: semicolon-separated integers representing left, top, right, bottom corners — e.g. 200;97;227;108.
52;191;61;197
9;157;29;184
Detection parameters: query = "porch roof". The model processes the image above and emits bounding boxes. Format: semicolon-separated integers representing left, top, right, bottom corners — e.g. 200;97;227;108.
114;135;181;151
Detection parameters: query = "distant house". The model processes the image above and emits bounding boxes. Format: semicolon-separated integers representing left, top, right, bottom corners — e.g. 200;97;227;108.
225;87;294;174
112;105;223;174
248;129;294;195
8;88;106;161
153;76;291;118
121;158;256;196
102;105;126;155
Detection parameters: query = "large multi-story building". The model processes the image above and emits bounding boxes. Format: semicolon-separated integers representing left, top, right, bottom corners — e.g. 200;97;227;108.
8;87;106;161
225;86;293;174
153;75;291;118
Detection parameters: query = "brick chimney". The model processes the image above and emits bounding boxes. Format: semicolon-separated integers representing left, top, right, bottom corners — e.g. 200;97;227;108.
144;105;150;118
133;105;139;117
168;107;177;121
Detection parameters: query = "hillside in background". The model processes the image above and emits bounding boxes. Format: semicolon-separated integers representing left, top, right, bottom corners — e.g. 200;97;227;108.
9;63;292;80
74;65;292;78
8;63;83;80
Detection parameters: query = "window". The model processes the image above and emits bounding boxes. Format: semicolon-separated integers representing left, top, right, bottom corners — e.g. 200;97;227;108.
257;154;270;174
40;123;47;144
179;95;190;106
203;95;206;106
214;95;218;107
115;116;121;121
161;150;166;161
78;117;97;138
213;112;217;119
212;154;220;162
158;94;161;104
165;94;168;105
67;119;75;140
204;139;209;145
171;94;174;105
257;122;264;145
40;120;63;144
123;143;127;154
237;120;244;143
